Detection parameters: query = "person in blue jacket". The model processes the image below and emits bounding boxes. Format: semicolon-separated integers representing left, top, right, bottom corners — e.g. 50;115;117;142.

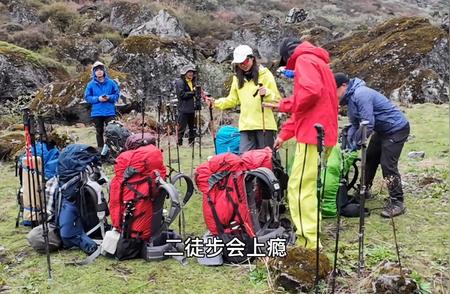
335;73;410;217
84;61;120;148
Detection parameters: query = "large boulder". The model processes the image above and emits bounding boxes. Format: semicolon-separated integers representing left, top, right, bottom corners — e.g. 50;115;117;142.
324;17;448;104
4;0;40;26
54;36;101;66
129;9;189;39
214;15;336;64
109;1;154;36
30;69;139;123
0;41;69;112
110;35;196;105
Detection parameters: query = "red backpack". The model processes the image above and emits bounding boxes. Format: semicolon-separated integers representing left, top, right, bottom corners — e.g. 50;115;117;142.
109;144;173;261
195;148;294;264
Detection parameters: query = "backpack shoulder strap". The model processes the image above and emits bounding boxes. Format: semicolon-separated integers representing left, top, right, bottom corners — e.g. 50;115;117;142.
170;172;194;206
245;167;281;201
156;176;181;232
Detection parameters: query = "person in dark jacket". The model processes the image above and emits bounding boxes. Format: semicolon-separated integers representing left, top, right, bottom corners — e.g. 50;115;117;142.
84;61;120;148
335;73;410;217
175;64;197;146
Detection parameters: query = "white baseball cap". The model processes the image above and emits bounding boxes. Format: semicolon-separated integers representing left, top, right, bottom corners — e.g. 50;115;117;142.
231;45;253;64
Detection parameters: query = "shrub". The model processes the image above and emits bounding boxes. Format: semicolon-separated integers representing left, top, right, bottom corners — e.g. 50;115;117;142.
9;28;48;50
92;31;123;46
39;3;78;33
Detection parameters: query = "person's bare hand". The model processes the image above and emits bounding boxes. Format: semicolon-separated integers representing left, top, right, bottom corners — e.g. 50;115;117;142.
205;97;215;108
262;102;280;111
258;87;267;97
274;137;285;150
99;95;108;102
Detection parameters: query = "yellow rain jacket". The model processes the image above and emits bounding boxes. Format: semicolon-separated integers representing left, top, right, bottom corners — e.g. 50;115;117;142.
214;66;281;131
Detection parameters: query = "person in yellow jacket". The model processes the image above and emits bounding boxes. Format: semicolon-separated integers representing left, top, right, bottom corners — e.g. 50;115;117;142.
206;45;282;153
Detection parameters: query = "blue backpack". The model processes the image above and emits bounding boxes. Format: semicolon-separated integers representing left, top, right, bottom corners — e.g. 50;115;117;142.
57;144;109;255
215;125;240;155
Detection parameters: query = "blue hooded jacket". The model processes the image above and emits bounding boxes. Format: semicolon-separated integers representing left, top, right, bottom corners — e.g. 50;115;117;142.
342;78;408;149
84;62;120;117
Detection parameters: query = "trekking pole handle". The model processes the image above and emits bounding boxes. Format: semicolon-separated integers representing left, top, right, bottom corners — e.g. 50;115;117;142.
314;124;324;153
360;120;369;146
37;116;48;142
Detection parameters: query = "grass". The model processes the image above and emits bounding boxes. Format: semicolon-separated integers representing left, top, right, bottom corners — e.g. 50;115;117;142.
0;103;448;293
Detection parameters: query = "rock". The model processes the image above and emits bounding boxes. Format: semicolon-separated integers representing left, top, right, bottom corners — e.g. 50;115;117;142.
77;4;109;22
0;22;23;33
109;1;154;36
30;69;139;123
268;246;332;293
5;0;40;26
408;151;425;159
0;42;69;107
110;35;195;106
373;275;419;293
0;132;24;161
54;37;101;66
129;9;189;39
324;17;448;103
98;39;115;54
197;59;233;98
75;123;86;128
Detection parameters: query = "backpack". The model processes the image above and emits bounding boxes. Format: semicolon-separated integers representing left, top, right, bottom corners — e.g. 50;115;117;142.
109;144;189;261
103;120;132;159
215;125;240;155
57;144;109;255
124;132;156;151
195;148;295;264
15;142;60;227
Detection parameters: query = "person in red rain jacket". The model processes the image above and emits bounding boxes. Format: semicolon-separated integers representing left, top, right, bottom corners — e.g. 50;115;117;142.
264;38;338;249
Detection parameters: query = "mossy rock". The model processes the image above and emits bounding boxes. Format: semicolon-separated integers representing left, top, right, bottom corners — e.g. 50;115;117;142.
31;68;135;123
324;16;446;95
268;246;331;293
119;35;194;55
0;132;24;161
0;41;69;80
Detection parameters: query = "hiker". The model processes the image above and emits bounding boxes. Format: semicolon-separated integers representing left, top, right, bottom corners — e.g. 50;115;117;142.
334;73;410;217
264;38;338;249
206;45;282;153
175;64;197;146
84;61;120;149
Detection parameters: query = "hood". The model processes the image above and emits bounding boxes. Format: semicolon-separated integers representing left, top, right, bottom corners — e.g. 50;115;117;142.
285;41;330;70
341;78;366;105
91;61;109;82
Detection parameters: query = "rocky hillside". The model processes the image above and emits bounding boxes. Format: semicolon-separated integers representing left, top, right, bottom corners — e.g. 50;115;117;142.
0;0;448;122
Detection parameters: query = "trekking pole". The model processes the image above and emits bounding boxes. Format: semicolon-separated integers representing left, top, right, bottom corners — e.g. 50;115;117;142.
331;126;351;293
357;120;369;277
141;96;146;139
37;116;52;280
194;86;202;159
204;92;217;154
172;103;181;173
258;83;267;146
314;123;325;293
166;104;173;177
157;96;162;148
23;109;37;228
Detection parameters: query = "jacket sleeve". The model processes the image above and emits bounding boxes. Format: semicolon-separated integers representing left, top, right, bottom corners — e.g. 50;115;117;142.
84;83;99;104
175;79;195;101
278;115;296;141
214;77;240;110
350;92;375;148
279;58;323;114
107;80;120;103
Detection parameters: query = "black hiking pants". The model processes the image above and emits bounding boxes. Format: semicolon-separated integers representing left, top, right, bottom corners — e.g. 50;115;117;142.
239;130;276;154
93;116;115;148
178;113;195;145
365;124;410;202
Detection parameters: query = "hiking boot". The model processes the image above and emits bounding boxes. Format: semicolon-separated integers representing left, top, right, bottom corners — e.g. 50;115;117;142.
380;200;406;218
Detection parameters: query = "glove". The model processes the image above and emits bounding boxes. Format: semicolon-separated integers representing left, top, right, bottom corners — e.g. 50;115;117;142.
281;69;295;78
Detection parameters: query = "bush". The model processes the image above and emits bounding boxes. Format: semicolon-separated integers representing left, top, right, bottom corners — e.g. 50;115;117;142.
92;32;123;47
39;3;78;33
9;28;48;50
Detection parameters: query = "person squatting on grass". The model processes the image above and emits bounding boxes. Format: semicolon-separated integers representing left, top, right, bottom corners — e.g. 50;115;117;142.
265;38;338;249
334;73;410;218
175;64;198;146
84;61;120;149
206;45;282;153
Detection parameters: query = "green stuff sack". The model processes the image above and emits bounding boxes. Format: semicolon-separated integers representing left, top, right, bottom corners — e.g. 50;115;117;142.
322;145;358;218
